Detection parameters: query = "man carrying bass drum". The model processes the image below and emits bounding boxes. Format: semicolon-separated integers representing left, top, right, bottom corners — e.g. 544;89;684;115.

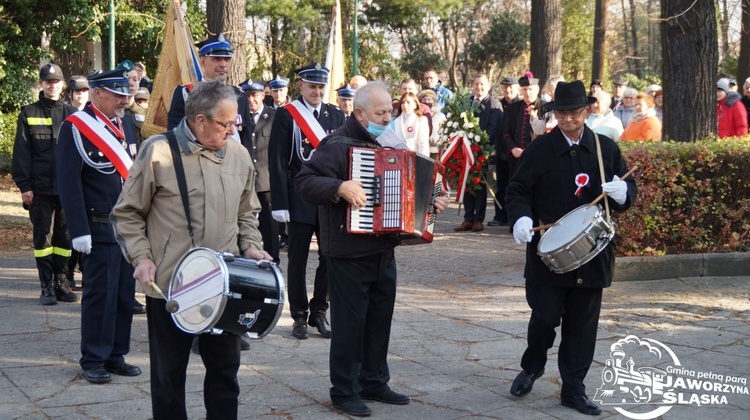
505;80;637;416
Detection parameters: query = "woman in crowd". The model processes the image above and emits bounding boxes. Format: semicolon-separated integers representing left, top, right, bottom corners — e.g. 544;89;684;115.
532;75;565;136
586;90;624;141
393;92;430;156
620;92;662;141
418;90;445;160
716;78;748;138
653;89;663;122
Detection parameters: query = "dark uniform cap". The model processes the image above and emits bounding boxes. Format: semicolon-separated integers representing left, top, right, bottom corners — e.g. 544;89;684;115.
116;60;136;72
543;80;597;111
240;78;265;94
591;78;603;87
501;76;519;85
40;63;64;82
134;87;150;101
88;69;132;96
196;33;234;57
336;84;355;99
295;62;330;85
68;75;90;91
518;76;539;87
613;79;628;86
268;75;289;90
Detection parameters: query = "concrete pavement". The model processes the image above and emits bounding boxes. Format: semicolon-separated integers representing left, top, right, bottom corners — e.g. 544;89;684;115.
0;203;748;419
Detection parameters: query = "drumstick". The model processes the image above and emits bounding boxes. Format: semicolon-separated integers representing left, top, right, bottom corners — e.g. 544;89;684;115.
152;283;180;314
586;166;638;209
530;222;556;232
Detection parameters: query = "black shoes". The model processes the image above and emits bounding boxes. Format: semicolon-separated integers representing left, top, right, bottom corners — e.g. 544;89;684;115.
308;313;332;338
292;319;309;339
510;368;544;397
360;389;411;405
332;399;371;417
103;361;142;376
561;394;602;415
241;339;250;350
40;284;57;305
133;301;146;314
81;367;112;384
55;276;79;302
488;219;508;226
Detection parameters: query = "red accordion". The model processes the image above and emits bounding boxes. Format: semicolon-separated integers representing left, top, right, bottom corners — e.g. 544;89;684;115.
347;147;444;244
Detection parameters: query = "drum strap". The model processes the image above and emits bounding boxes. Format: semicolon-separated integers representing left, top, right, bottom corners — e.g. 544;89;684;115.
594;133;612;223
166;130;196;247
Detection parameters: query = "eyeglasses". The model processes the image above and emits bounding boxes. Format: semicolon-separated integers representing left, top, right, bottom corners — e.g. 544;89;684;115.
623;96;636;100
207;117;236;131
553;108;587;119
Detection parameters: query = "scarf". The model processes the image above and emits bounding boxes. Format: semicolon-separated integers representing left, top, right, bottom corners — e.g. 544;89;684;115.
629;107;656;123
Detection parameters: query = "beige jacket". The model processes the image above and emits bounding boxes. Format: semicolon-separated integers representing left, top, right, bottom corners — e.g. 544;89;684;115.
111;120;263;298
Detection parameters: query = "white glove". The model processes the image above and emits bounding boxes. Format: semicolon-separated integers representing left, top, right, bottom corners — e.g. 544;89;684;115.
272;210;290;223
72;235;92;254
601;175;627;205
512;217;534;245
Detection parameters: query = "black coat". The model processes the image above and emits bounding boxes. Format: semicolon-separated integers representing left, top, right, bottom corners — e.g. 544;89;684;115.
472;95;504;147
505;126;636;288
11;93;76;195
56;105;138;243
269;97;345;225
241;105;275;192
500;98;545;156
294;117;400;257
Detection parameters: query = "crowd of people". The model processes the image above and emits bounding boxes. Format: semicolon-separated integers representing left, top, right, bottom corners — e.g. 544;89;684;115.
14;29;750;418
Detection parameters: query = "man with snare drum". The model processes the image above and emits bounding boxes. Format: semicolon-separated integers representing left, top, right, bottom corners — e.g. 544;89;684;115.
505;80;636;416
112;81;271;419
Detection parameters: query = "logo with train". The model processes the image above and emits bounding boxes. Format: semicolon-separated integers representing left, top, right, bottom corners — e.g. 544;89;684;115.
593;335;748;419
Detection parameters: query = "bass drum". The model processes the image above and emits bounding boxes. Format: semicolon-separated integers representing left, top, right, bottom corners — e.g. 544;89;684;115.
537;204;615;274
168;247;284;338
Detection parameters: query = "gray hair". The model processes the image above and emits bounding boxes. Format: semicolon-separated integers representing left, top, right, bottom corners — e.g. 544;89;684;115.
353;80;390;111
592;89;611;107
623;87;638;98
185;81;238;121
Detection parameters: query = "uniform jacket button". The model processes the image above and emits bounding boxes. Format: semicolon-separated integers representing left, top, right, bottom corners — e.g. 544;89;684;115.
577;278;583;284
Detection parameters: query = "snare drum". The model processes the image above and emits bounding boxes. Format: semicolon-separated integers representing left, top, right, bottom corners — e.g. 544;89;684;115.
168;247;284;338
537;204;615;274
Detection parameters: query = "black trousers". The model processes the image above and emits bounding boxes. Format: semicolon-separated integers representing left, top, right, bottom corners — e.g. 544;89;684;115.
520;284;603;398
462;183;487;223
146;297;241;420
256;191;280;264
286;221;328;320
492;158;509;223
328;250;396;403
79;241;134;370
29;194;69;283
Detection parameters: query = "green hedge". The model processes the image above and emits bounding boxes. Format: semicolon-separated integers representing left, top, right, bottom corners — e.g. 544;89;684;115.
616;138;750;255
0;111;18;173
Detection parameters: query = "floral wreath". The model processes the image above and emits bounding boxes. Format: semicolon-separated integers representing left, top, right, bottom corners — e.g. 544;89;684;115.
439;89;495;202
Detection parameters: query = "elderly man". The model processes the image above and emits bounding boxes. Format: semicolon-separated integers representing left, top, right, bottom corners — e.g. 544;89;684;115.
241;78;278;264
349;74;368;90
506;80;636;416
57;69;140;383
269;62;345;340
500;76;545;178
12;63;77;306
112;81;271;419
336;84;355;117
295;81;449;417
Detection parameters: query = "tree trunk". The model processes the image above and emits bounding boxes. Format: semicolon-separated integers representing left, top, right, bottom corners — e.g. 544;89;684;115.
738;0;750;86
206;0;246;85
721;0;730;61
628;0;641;77
530;0;562;82
661;0;717;142
621;0;631;72
591;0;608;82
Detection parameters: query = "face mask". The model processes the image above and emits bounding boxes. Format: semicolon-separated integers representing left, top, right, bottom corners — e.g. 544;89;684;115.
541;93;552;102
367;121;388;137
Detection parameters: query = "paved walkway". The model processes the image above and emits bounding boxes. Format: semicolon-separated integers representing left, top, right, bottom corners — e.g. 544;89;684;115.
0;203;748;419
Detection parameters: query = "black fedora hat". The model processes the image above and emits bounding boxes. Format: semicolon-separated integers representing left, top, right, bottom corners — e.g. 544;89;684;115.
544;80;597;111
